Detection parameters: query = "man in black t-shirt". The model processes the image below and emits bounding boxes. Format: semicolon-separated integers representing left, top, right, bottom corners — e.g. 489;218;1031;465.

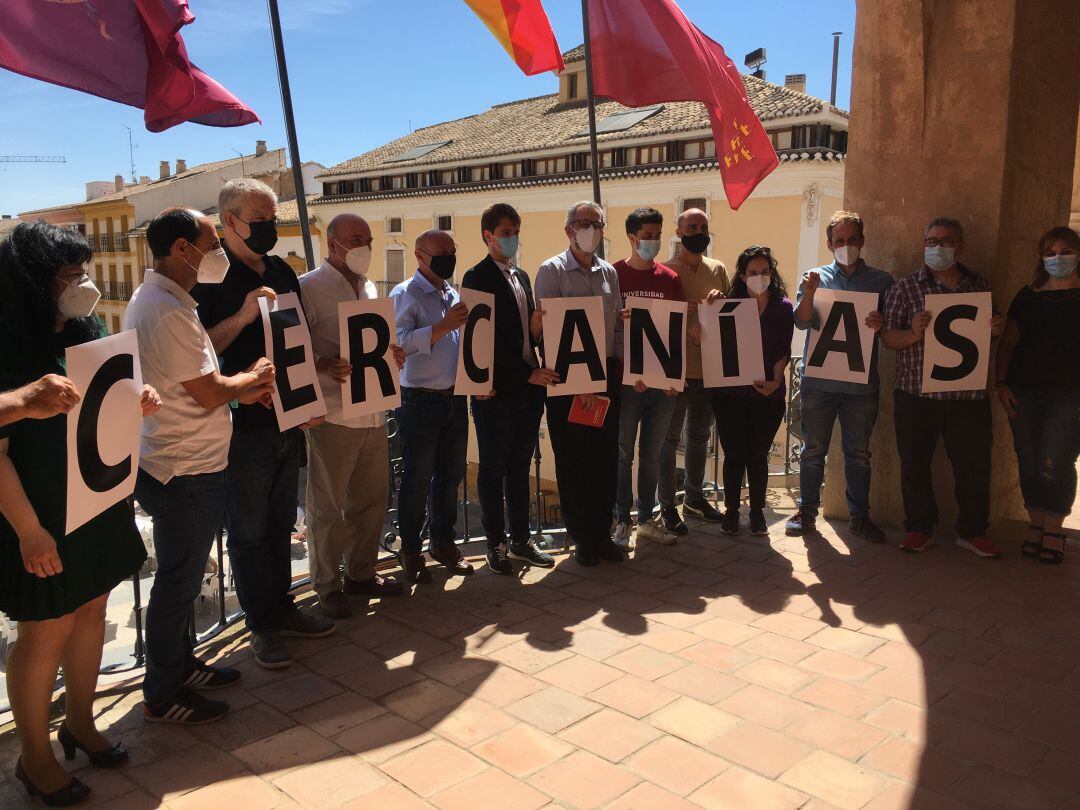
192;178;334;669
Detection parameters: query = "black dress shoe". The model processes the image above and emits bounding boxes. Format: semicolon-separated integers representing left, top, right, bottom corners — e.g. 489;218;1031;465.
344;574;405;597
850;516;886;543
574;549;600;567
58;723;128;768
398;551;433;583
660;506;689;535
430;545;475;576
596;540;627;562
15;758;91;806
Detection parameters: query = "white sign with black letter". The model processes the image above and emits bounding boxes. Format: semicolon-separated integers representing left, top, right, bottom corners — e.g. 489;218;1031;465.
921;292;992;394
454;288;496;396
541;295;607;396
340;297;401;418
259;292;327;431
65;330;143;534
698;298;764;388
623;296;687;391
803;289;877;385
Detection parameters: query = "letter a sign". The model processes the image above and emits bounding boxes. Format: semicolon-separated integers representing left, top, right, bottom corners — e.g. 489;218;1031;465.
454;288;495;396
922;292;992;394
698;299;764;388
65;330;143;534
804;290;876;385
541;296;607;396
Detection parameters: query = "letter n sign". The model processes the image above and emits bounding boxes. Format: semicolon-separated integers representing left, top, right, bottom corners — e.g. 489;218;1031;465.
622;297;687;391
64;330;143;535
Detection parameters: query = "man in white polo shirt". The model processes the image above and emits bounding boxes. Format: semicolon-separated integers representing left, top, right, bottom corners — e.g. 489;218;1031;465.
300;213;406;618
124;208;275;725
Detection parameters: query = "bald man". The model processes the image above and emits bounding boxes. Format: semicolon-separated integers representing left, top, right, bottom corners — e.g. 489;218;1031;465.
391;230;474;584
300;214;407;618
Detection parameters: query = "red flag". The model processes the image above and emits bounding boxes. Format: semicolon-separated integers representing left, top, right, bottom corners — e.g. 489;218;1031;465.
464;0;564;76
0;0;258;133
587;0;778;210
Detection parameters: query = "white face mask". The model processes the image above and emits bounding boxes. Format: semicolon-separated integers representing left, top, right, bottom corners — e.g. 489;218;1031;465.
573;227;602;254
746;274;771;297
924;245;956;272
834;245;860;266
58;274;101;320
635;239;661;262
187;243;230;284
341;243;372;277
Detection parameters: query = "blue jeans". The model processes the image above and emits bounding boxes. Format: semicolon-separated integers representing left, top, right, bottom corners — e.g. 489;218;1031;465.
616;385;678;524
225;427;301;633
135;468;225;705
471;389;545;548
797;388;879;519
1009;387;1080;517
396;389;468;555
658;379;715;509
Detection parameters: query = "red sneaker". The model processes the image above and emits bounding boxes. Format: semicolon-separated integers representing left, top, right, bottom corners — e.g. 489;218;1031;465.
900;532;933;553
957;536;1002;559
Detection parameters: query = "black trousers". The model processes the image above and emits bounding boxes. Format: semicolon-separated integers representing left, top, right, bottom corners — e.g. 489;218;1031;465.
713;394;786;512
545;367;621;552
893;390;992;538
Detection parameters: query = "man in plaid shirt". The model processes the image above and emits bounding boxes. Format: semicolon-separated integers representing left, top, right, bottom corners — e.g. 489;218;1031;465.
882;217;1004;557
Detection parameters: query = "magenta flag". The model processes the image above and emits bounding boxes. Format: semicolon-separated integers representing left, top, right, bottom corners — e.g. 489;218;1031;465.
588;0;778;210
0;0;258;132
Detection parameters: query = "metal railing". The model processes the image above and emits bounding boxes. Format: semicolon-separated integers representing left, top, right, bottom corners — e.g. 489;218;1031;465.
88;234;131;254
101;281;133;302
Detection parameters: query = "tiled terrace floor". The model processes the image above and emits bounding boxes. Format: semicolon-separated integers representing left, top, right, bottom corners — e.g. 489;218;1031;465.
2;493;1079;809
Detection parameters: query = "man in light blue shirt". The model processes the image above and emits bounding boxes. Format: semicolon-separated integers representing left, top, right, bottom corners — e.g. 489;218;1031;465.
786;211;894;542
391;230;473;583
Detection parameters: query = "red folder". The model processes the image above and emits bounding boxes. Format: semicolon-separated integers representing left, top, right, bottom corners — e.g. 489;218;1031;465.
567;395;611;428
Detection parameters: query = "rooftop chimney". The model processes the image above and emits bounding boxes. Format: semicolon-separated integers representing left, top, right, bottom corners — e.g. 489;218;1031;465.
114;174;125;192
175;158;187;173
255;140;267;156
159;160;170;180
785;73;807;94
2;215;11;220
139;175;151;185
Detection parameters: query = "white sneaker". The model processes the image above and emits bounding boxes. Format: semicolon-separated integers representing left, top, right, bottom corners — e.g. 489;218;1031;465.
613;522;634;550
636;518;678;546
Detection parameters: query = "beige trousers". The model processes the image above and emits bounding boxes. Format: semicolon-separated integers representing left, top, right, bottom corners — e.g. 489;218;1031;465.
305;421;389;595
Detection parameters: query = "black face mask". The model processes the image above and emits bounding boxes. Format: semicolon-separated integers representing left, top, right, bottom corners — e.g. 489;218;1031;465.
681;233;711;255
428;253;457;279
236;217;278;255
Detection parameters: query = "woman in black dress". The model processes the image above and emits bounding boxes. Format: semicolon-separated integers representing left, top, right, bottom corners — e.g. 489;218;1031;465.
0;223;160;805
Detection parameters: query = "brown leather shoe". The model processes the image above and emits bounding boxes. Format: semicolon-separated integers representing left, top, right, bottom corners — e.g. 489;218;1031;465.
429;545;475;576
344;574;404;598
398;552;433;584
318;590;352;619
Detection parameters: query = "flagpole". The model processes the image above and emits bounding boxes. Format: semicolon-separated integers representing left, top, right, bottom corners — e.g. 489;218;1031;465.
580;0;605;258
266;0;315;272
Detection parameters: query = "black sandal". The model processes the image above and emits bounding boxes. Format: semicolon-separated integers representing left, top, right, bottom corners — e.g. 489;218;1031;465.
1021;525;1044;558
1038;532;1066;565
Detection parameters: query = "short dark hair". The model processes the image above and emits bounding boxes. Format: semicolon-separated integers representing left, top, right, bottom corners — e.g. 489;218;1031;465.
625;207;663;236
146;208;201;260
1034;226;1080;287
481;203;521;238
926;217;964;240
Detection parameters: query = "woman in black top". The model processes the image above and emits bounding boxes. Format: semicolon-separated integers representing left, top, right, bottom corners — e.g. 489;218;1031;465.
0;223;159;804
995;226;1080;564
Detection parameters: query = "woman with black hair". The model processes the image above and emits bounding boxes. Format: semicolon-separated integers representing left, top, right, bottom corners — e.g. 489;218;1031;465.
995;226;1080;565
0;222;159;805
711;246;794;537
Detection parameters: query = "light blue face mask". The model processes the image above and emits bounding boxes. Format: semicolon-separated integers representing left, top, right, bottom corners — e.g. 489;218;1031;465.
496;235;519;259
924;245;956;272
636;239;661;262
1044;254;1078;279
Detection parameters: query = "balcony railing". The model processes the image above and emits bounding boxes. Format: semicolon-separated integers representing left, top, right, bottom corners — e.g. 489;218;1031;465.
87;234;131;254
100;281;133;302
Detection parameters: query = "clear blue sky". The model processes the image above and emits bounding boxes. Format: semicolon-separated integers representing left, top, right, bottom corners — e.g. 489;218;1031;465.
0;0;855;216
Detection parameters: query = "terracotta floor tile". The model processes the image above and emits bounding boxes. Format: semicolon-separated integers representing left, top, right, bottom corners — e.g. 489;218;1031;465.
165;773;288;810
626;736;727;796
719;684;813;731
423;698;515;747
559;708;663;761
470;724;573;777
863;699;925;742
706;722;811;779
949;764;1073;810
636;624;703;653
806;627;887;659
605;645;687;680
862;780;967;810
191;702;297;752
535;654;623;695
689;765;808;809
289;689;387;739
528;749;640;807
751;610;826;640
589;673;680;718
334;712;434;764
484;639;574;675
794;677;888;718
414;651;497;687
430;767;549;810
656;663;745;704
736;659;816;694
779;750;887;809
231;725;342;777
738;631;816;664
455;664;545;708
859;736;968;794
252;671;344;714
678;639;756;672
382;679;468;723
336;660;425;699
564;627;639;660
379;739;485;797
506;686;602;733
271;753;387;807
693;615;764;645
301;642;379;677
340;781;432;809
861;667;936;706
605;782;701;809
646;696;739;746
798;649;883;683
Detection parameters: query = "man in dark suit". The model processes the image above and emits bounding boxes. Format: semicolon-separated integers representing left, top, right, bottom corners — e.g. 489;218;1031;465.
462;203;560;574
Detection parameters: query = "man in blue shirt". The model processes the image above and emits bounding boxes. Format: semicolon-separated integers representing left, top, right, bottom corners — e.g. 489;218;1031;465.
391;230;472;583
786;211;894;542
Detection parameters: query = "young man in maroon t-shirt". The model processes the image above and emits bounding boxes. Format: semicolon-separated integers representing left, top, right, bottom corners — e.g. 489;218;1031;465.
613;207;686;549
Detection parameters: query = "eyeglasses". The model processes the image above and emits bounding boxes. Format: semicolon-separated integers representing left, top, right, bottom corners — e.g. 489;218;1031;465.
924;238;959;248
571;220;605;231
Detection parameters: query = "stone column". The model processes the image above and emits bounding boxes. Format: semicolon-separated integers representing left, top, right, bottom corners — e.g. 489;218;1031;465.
824;0;1080;530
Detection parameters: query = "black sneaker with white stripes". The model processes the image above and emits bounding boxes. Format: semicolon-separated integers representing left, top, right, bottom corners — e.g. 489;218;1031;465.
182;658;241;691
143;688;229;725
486;542;514;575
508;539;555;568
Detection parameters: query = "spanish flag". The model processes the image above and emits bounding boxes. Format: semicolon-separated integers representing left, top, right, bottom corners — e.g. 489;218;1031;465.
463;0;564;76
